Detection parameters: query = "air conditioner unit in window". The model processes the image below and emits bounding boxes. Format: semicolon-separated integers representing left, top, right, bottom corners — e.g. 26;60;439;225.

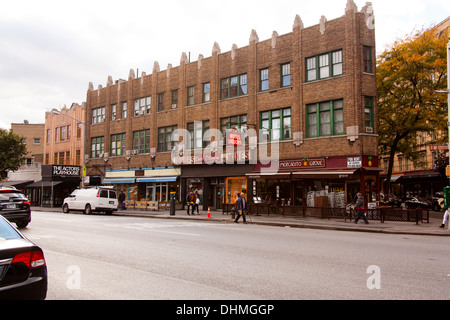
365;127;374;134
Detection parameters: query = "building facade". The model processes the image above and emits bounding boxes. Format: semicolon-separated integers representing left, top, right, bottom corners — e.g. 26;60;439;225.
85;1;379;211
24;103;87;207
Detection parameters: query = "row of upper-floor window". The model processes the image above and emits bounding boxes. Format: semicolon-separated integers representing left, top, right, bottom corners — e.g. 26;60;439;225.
90;46;375;125
89;96;375;158
44;150;82;166
46;124;83;144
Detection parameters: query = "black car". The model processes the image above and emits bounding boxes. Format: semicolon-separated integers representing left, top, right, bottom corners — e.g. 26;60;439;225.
0;187;31;229
404;197;430;209
0;215;47;300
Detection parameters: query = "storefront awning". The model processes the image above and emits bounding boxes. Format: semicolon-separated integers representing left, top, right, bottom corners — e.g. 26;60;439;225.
27;180;63;188
292;170;357;178
136;176;179;183
247;169;357;179
102;178;136;184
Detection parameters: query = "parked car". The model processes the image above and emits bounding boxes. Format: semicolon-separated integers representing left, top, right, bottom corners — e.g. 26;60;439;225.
431;192;445;212
379;193;402;207
0;186;31;229
0;215;47;300
62;186;118;215
404;197;430;209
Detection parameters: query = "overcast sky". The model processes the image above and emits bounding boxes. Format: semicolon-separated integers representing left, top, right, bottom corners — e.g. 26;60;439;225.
0;0;449;130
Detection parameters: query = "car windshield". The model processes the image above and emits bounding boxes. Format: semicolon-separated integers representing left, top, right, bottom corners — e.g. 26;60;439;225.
0;218;22;240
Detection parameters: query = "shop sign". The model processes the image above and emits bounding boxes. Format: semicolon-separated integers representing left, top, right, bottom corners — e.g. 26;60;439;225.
173;151;249;165
430;145;448;151
278;158;325;170
226;128;243;147
52;165;81;177
347;157;362;168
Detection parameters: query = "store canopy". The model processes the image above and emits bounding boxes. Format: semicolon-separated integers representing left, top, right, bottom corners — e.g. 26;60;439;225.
136;176;178;183
27;180;63;188
292;169;357;178
246;169;357;179
102;178;136;184
0;180;34;187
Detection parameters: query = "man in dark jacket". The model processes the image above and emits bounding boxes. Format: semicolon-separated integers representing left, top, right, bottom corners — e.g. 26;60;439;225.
186;192;195;215
234;193;247;224
118;191;126;210
354;192;369;224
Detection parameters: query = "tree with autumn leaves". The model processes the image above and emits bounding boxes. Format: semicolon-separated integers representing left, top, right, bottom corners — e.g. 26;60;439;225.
377;26;449;194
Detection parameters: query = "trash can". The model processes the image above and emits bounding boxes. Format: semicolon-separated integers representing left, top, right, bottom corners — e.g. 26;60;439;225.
170;192;176;216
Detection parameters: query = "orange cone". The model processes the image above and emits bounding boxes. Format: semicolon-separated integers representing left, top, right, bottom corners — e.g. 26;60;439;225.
207;207;212;219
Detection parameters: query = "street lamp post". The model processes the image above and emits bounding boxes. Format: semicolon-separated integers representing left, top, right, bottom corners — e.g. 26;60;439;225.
52;110;86;188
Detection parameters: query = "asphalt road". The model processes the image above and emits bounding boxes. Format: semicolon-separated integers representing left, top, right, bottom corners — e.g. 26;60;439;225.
21;211;450;300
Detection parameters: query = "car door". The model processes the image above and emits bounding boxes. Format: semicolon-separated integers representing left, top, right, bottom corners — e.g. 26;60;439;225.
98;189;108;208
108;190;118;209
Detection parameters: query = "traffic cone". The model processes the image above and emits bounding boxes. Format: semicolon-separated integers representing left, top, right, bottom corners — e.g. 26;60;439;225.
207;207;212;219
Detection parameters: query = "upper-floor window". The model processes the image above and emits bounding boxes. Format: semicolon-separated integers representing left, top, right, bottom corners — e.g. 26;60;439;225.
122;102;127;119
221;74;247;99
203;83;211;103
364;96;374;132
158;125;178;152
91;136;104;158
111;104;117;121
281;63;291;87
92;107;106;124
133;129;150;154
111;133;126;157
306;50;343;82
364;46;373;73
158;93;164;112
171;90;178;109
134;97;151;116
260;68;269;91
221;114;248;145
187;86;195;106
307;99;344;138
188;120;210;149
260;108;291;142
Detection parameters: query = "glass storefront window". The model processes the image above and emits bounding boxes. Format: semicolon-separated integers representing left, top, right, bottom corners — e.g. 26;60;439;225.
226;177;247;204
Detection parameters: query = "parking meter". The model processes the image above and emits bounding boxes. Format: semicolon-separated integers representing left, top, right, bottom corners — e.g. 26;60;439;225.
443;186;450;209
170;192;176;216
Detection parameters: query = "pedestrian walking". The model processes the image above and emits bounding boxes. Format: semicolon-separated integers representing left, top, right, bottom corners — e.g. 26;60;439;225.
440;208;449;228
194;191;200;215
354;192;369;224
234;193;247;224
186;191;195;215
118;191;125;211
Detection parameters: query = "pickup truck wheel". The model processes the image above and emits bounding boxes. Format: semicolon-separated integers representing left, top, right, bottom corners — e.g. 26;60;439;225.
84;204;92;215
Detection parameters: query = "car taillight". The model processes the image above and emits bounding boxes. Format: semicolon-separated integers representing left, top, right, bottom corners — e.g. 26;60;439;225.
12;251;46;269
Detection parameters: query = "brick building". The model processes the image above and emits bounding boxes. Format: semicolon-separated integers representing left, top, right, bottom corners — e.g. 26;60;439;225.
85;1;379;211
25;103;87;207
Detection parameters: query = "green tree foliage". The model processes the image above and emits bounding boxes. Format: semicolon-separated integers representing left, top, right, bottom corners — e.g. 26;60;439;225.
0;129;28;179
377;26;448;192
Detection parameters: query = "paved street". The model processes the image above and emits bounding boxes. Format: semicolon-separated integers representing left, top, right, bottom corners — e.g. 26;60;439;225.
22;211;450;300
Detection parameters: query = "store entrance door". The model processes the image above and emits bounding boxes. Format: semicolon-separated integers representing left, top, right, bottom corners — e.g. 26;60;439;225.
215;186;224;210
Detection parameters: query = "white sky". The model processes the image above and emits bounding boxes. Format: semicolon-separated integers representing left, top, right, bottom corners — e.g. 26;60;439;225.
0;0;449;130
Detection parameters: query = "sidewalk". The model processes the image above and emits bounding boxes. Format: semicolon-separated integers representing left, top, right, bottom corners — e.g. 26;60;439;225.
32;206;450;237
